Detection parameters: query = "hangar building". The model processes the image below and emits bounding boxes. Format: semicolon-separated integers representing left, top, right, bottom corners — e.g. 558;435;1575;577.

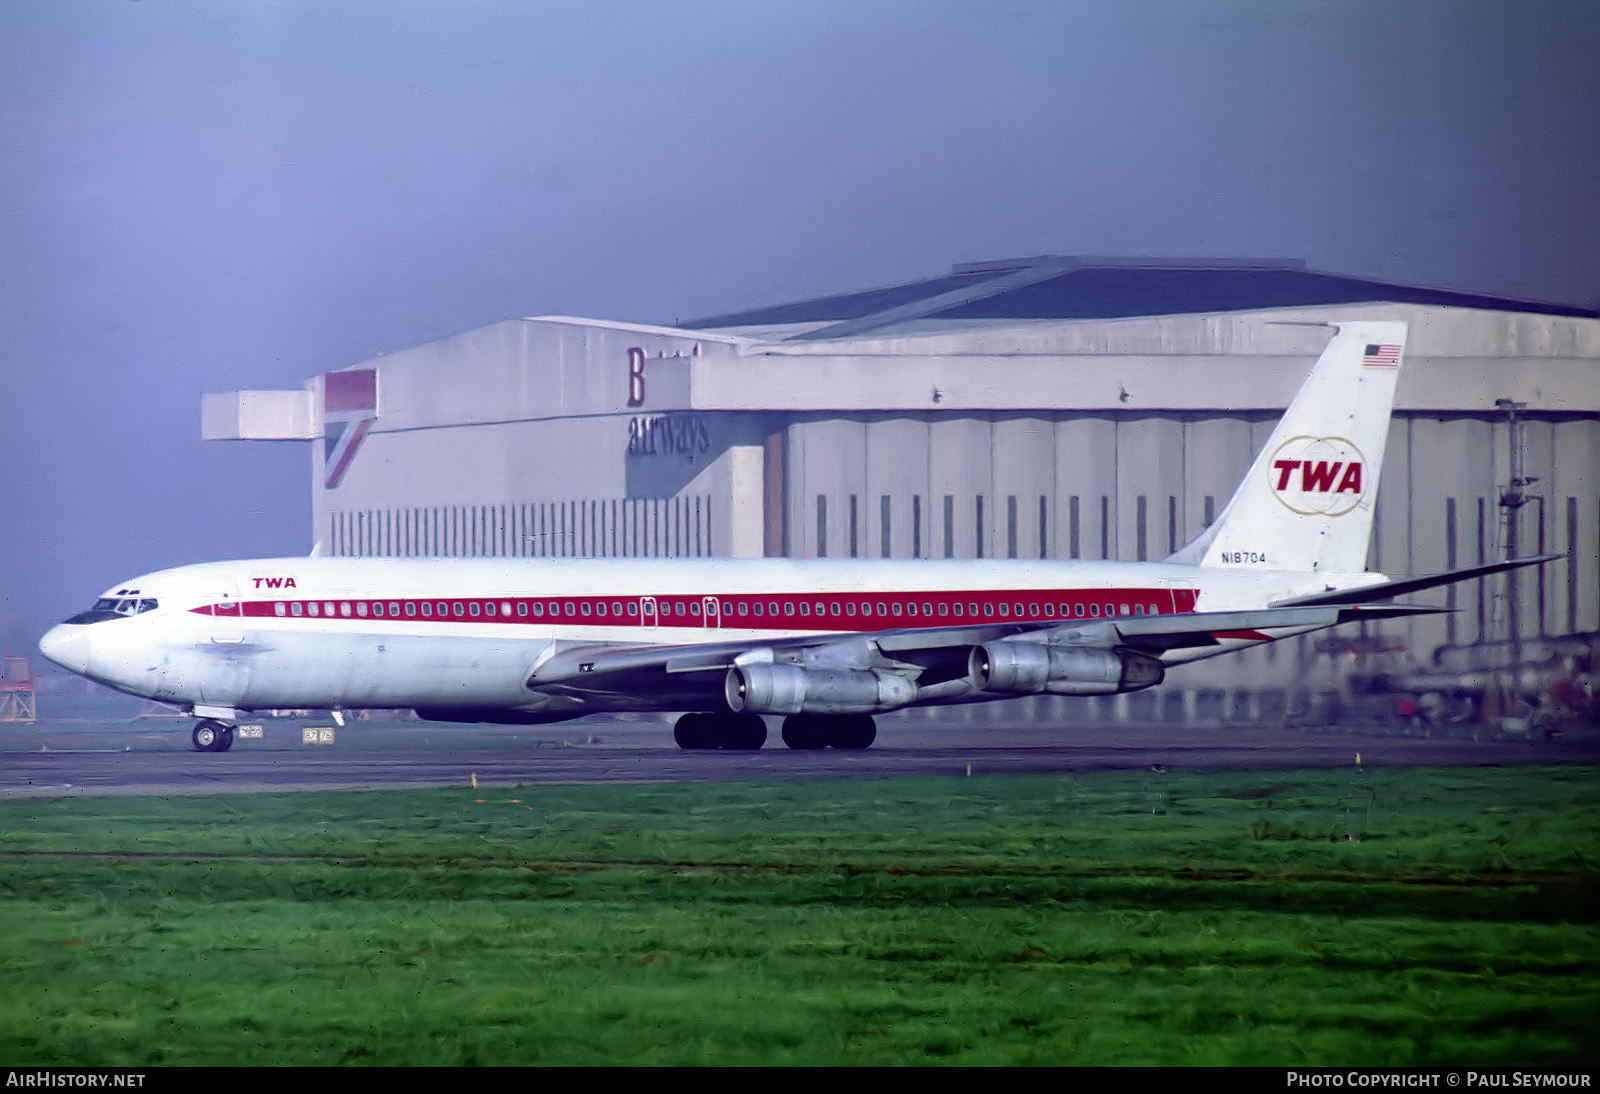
204;256;1600;709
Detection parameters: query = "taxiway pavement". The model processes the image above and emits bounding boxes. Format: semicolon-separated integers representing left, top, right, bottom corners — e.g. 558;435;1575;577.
3;715;1593;798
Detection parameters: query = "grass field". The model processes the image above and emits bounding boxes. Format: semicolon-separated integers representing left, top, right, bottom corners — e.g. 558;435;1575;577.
1;763;1596;1066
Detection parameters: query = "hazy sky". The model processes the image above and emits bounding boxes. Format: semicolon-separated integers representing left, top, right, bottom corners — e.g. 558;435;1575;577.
3;0;1598;646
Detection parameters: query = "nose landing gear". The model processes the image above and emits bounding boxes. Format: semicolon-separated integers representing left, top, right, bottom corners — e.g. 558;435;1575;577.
192;718;235;752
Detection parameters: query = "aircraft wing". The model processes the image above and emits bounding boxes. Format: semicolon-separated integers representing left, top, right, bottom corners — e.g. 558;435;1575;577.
523;601;1443;704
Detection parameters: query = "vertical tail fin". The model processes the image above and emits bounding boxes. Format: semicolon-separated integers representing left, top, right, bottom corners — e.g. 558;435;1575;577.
1167;321;1407;575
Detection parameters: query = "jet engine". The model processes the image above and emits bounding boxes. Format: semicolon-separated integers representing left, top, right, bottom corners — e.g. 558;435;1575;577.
724;663;916;715
968;642;1164;695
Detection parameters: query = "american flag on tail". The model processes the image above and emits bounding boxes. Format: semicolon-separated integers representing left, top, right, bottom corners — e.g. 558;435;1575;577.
323;369;377;489
1360;343;1402;367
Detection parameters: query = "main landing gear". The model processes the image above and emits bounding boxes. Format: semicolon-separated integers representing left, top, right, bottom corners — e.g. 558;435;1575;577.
672;712;877;750
673;712;767;750
192;718;235;752
779;713;876;750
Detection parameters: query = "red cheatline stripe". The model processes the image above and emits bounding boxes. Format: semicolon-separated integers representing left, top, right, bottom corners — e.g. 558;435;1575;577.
189;586;1201;631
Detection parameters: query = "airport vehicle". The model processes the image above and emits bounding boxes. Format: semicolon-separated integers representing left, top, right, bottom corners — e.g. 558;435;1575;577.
39;321;1553;752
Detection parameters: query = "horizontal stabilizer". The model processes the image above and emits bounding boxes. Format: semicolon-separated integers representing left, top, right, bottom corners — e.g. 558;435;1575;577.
1271;554;1563;608
1101;602;1445;653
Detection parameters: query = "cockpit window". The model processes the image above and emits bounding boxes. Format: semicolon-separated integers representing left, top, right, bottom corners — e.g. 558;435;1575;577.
65;597;160;625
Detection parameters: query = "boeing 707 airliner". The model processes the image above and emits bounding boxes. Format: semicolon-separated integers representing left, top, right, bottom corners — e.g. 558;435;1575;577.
39;321;1554;752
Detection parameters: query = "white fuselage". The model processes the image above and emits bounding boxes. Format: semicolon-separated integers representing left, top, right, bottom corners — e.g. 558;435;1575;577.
39;555;1385;717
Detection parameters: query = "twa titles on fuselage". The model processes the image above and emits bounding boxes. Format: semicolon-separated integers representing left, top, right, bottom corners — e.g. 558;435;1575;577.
39;322;1554;752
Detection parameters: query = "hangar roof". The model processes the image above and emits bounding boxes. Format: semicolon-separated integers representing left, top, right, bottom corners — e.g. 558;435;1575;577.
687;256;1599;339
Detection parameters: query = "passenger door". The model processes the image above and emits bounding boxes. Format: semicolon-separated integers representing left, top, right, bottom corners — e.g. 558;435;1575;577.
211;582;245;644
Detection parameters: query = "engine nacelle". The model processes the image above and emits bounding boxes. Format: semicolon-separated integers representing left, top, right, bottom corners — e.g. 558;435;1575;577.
725;663;916;715
968;642;1164;695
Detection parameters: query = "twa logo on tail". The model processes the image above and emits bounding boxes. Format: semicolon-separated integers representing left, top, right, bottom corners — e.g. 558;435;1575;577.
1268;436;1367;516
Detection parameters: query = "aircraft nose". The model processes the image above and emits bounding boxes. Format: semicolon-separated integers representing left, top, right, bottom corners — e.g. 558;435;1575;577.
39;625;93;676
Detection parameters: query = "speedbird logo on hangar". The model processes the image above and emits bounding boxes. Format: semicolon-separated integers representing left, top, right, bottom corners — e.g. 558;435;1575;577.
1268;435;1367;516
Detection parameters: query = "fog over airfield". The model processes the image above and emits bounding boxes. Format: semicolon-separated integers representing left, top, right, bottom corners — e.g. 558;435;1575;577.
2;0;1597;649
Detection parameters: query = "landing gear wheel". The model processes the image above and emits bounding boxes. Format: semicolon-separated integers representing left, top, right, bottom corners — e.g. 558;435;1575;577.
780;715;831;750
781;714;877;750
673;713;718;749
673;712;768;750
192;719;235;753
829;714;877;750
722;713;767;750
